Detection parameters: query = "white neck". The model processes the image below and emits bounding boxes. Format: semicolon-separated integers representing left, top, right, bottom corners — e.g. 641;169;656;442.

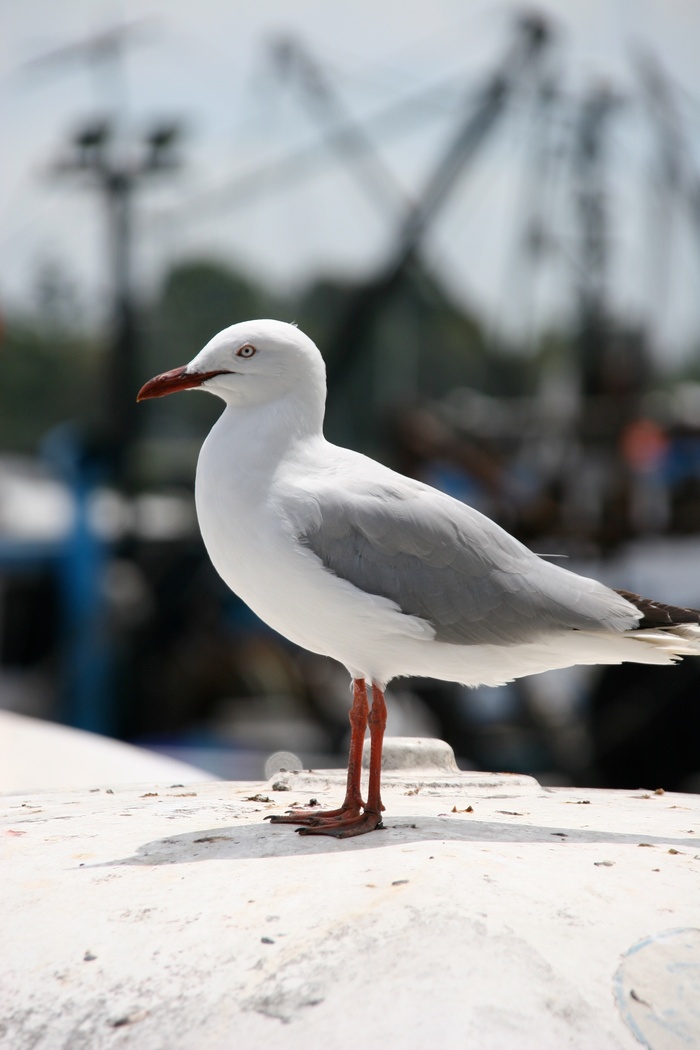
197;388;326;509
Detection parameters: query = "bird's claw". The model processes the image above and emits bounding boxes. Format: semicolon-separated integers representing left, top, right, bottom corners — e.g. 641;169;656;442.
265;799;365;826
265;811;325;826
296;811;384;838
266;801;383;836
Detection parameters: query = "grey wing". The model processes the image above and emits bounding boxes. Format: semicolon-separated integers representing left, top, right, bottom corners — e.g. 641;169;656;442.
297;483;639;645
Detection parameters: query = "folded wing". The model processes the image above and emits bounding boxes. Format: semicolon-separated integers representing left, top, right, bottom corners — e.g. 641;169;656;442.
296;479;640;646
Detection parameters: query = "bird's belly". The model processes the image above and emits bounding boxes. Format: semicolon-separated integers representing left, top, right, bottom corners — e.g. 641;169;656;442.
206;531;330;649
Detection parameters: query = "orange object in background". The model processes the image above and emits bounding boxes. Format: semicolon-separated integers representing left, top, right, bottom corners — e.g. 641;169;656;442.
620;418;669;472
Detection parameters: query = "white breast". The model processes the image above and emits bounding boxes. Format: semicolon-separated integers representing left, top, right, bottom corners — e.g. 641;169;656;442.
193;408;433;681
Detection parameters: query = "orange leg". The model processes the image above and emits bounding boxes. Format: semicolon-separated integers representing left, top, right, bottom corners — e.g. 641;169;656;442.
270;682;387;839
266;678;369;827
364;683;387;819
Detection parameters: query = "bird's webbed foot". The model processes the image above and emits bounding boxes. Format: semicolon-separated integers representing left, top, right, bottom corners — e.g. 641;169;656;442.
266;798;383;837
295;808;383;838
265;797;364;828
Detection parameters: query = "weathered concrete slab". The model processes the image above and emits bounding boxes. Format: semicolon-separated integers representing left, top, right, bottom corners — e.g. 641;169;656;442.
2;744;700;1049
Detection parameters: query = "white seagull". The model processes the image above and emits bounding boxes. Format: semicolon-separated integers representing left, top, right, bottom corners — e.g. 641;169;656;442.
138;319;700;837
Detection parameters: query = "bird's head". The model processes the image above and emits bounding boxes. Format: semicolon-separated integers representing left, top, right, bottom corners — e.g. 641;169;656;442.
137;319;327;412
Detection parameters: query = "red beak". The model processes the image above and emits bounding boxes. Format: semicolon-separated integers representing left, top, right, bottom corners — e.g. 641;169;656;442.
136;366;230;401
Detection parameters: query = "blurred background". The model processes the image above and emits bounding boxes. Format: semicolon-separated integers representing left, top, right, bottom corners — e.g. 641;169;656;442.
2;0;700;790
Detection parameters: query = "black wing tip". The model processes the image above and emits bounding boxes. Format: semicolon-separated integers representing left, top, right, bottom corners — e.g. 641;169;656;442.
616;589;700;629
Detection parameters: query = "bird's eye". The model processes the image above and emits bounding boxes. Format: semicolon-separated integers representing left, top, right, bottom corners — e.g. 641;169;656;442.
236;343;257;358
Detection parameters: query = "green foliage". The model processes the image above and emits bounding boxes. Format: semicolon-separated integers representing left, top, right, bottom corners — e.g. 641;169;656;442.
295;266;493;453
0;321;101;452
8;252;664;473
149;258;288;375
136;259;292;472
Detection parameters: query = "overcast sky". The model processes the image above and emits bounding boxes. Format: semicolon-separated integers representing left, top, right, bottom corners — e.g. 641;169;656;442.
2;0;700;359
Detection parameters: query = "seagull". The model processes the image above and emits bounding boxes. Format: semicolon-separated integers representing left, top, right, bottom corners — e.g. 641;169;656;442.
138;319;700;837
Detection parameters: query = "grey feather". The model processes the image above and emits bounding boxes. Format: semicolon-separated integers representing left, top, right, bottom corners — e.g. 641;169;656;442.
297;482;639;646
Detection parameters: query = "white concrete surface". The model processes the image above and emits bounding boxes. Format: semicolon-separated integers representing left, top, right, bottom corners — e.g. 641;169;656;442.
0;710;213;794
2;739;700;1050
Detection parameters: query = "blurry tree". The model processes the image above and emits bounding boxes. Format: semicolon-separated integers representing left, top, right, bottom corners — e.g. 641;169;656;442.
138;255;542;474
0;323;99;450
34;259;84;340
298;269;492;398
149;258;288;373
0;262;100;452
298;269;501;455
137;258;289;483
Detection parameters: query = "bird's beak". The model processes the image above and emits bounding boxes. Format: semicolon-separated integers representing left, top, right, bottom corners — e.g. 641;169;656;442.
137;366;230;401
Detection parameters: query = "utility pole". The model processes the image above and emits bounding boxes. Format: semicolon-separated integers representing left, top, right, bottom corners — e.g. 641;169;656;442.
27;26;182;734
30;22;181;482
54;118;181;482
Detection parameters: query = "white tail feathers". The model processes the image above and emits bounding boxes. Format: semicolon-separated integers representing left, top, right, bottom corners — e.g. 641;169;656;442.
628;624;700;659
